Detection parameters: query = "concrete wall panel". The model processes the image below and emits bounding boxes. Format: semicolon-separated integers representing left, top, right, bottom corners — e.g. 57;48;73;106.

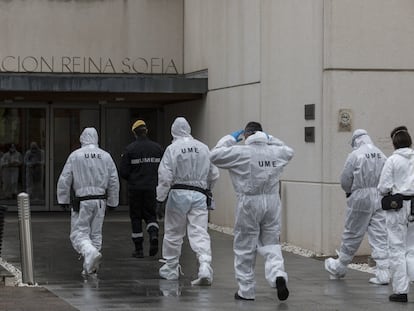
325;0;414;69
282;181;324;252
323;71;414;183
0;0;183;74
261;0;324;182
184;0;260;88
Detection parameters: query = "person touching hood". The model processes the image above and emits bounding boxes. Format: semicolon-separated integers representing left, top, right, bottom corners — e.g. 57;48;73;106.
210;121;293;301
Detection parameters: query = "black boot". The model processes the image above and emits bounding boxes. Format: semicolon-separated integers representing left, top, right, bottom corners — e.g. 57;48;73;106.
276;277;289;301
389;293;407;302
234;292;254;301
148;227;159;257
132;237;144;258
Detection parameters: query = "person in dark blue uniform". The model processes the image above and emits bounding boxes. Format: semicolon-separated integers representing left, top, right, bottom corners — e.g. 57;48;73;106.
120;120;164;258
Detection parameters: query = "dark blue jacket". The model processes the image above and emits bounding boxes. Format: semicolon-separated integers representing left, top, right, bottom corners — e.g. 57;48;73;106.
120;136;163;190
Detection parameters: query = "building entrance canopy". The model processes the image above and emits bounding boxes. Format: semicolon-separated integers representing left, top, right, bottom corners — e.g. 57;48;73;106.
0;73;208;103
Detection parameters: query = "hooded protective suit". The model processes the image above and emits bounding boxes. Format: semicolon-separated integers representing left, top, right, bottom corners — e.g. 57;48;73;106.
1;144;22;198
210;131;294;300
378;147;414;295
157;117;219;284
325;129;389;284
24;142;45;200
57;127;119;275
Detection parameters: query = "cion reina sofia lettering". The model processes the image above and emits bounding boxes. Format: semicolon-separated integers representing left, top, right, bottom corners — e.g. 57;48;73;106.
0;55;179;74
131;158;161;164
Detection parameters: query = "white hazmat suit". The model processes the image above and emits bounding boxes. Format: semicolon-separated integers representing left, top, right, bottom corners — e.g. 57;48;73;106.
378;146;414;296
57;127;119;275
1;145;22;199
325;129;390;284
157;117;219;285
210;130;294;300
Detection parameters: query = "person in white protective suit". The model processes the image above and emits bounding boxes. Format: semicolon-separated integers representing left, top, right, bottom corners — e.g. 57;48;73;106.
325;129;390;285
1;144;22;199
378;126;414;303
24;142;45;201
210;121;294;301
57;127;119;277
157;117;219;285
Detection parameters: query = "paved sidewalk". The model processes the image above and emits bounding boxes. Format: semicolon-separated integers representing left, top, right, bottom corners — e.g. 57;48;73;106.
0;211;412;311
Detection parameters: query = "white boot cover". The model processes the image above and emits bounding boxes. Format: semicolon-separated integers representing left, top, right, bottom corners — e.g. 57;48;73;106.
159;260;181;280
325;258;347;279
369;267;390;285
83;244;102;275
191;262;213;286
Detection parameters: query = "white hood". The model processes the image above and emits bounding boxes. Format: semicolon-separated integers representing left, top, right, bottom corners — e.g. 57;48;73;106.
80;127;99;147
171;117;192;142
393;147;414;160
245;131;268;145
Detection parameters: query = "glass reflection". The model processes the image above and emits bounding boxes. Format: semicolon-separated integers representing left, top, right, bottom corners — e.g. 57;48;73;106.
0;143;22;199
159;279;182;297
0;108;46;206
24;142;45;202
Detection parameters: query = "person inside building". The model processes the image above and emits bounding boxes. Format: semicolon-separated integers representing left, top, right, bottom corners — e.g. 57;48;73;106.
0;150;3;194
324;129;390;285
1;143;22;199
157;117;219;286
377;126;414;303
24;141;45;201
57;127;119;277
120;119;164;258
210;121;294;301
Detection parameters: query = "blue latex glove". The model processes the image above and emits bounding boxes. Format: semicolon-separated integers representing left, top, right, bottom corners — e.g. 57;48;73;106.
230;129;244;142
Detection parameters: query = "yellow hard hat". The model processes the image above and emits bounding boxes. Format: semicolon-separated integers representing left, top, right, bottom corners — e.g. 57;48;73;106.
131;120;146;132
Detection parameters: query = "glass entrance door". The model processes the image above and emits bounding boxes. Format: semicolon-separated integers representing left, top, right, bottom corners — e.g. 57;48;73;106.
51;106;100;210
0;104;100;211
0;106;47;210
0;102;162;211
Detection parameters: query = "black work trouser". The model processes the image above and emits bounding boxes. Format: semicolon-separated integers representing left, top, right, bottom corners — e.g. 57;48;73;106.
128;189;158;240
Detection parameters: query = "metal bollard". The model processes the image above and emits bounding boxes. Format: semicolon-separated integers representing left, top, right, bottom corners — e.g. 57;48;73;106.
17;192;35;285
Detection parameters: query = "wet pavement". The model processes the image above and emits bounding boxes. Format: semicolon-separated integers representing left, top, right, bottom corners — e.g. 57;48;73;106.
0;211;413;310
